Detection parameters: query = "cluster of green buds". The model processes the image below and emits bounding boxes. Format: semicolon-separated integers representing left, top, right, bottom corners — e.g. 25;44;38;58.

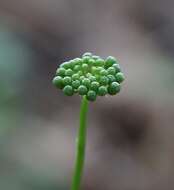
52;52;125;101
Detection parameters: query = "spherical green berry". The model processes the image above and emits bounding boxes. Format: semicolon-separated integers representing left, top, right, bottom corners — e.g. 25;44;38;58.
100;76;109;85
115;72;125;83
88;59;95;66
63;85;74;96
107;67;116;75
107;74;116;83
82;56;90;63
90;81;100;91
100;69;108;76
98;86;108;96
113;64;121;73
95;58;105;66
80;76;85;81
82;52;92;57
86;90;97;101
52;76;64;89
63;76;71;85
105;56;117;68
72;80;80;89
56;67;66;76
78;85;88;95
88;75;96;82
86;73;92;78
72;73;79;81
60;62;70;69
68;60;76;68
77;70;83;76
65;68;73;76
91;66;97;74
82;64;88;72
74;65;81;72
82;78;91;88
108;82;120;95
74;58;82;65
95;75;100;81
95;67;103;74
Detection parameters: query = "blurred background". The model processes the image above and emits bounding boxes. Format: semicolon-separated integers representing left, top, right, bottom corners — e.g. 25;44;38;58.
1;0;174;189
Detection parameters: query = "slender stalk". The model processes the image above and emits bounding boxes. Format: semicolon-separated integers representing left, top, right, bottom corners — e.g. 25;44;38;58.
71;96;89;190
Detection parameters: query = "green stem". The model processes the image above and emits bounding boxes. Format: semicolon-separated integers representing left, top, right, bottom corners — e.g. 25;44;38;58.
71;96;89;190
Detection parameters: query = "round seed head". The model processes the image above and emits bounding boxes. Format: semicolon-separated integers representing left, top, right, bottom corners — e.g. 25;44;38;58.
53;53;124;101
52;76;64;89
78;85;88;95
72;80;80;89
108;82;120;95
63;76;71;85
86;90;97;101
98;86;108;96
115;72;125;83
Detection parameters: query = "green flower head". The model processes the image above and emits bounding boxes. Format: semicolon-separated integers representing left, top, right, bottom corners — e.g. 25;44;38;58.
52;52;125;101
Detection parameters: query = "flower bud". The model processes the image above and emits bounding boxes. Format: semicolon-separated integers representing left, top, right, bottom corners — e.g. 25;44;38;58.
98;86;108;96
52;76;64;89
63;85;74;96
86;90;96;101
115;72;125;83
63;76;72;85
108;82;120;95
78;85;88;95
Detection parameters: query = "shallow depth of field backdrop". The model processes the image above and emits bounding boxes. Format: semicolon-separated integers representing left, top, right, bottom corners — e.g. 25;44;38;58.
0;0;174;190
